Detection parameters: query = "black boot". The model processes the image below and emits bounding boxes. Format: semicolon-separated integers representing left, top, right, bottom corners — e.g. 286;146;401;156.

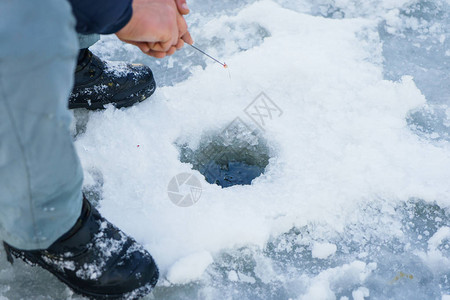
3;197;159;300
69;49;156;110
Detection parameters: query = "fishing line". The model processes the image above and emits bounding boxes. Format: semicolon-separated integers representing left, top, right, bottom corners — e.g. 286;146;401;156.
189;44;228;68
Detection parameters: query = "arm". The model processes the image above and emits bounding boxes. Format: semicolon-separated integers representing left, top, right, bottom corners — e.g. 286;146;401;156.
68;0;133;34
116;0;193;58
69;0;193;58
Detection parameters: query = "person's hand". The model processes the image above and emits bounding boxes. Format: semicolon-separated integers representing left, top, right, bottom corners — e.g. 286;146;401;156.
173;0;194;45
175;0;190;15
116;0;193;58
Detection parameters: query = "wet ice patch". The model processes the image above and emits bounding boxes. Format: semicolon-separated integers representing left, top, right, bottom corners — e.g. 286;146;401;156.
195;19;271;59
381;0;450;149
285;0;416;19
407;104;450;142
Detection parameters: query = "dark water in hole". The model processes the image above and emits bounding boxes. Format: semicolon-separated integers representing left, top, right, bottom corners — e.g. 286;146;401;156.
178;131;271;188
199;160;266;188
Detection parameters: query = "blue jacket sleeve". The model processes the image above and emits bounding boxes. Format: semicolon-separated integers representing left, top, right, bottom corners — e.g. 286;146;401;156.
68;0;133;35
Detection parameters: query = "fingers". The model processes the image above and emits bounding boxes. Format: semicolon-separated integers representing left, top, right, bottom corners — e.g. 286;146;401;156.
119;38;176;58
175;0;192;46
151;40;174;52
145;50;167;58
175;0;190;15
175;38;184;50
123;31;191;57
181;31;194;45
127;37;184;57
177;12;188;39
143;46;177;58
167;46;177;56
129;41;151;53
117;40;151;53
119;0;193;58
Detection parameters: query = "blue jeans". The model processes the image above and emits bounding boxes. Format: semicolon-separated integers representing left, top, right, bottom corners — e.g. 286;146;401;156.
0;0;83;250
78;34;100;49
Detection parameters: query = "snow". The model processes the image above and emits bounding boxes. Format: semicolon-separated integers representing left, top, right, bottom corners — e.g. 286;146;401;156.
299;261;376;300
352;287;370;300
1;0;450;299
416;226;450;276
227;270;239;281
166;251;213;284
311;242;337;259
428;226;450;250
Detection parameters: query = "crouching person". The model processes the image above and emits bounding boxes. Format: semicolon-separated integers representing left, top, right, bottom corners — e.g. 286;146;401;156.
0;0;192;298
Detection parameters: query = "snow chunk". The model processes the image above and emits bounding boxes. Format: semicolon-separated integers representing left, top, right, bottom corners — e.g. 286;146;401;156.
417;227;450;275
236;272;256;284
166;251;213;284
228;270;239;282
312;242;337;259
352;287;370;300
299;261;376;300
428;227;450;251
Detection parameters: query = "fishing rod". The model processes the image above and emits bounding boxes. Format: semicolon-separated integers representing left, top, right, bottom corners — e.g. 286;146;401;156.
189;44;228;68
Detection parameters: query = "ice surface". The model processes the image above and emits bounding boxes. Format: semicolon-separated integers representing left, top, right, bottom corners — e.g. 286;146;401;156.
1;0;450;299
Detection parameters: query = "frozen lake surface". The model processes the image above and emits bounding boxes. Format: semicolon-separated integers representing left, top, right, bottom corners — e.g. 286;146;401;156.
1;0;450;299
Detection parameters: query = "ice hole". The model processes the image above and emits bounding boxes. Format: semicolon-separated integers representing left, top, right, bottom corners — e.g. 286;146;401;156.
178;119;271;188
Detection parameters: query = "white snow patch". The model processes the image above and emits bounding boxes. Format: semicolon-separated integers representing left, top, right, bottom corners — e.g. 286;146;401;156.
237;272;257;284
228;270;239;282
166;251;213;284
312;242;337;259
299;261;376;300
352;286;370;300
417;226;450;276
428;227;450;250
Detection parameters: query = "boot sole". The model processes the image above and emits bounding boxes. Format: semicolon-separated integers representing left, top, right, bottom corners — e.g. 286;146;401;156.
9;247;159;300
